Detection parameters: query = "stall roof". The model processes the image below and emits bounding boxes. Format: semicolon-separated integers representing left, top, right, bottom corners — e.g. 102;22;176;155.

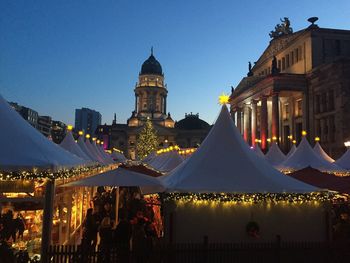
313;142;335;163
60;131;92;162
265;142;286;166
335;148;350;170
286;144;297;158
278;137;343;173
0;95;85;171
161;106;317;193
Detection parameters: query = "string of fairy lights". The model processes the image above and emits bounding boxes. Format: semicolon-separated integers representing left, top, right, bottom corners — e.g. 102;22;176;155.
163;192;337;204
0;165;103;181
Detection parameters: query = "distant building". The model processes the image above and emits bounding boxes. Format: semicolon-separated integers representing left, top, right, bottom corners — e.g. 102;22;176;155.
9;102;39;128
230;17;350;158
96;51;211;159
75;108;102;135
51;120;67;144
37;116;52;138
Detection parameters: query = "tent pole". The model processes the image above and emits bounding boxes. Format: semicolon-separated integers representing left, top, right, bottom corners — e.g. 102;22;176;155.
41;179;55;263
115;187;119;226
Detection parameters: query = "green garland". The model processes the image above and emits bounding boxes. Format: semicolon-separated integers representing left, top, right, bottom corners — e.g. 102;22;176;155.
0;165;103;181
163;192;335;204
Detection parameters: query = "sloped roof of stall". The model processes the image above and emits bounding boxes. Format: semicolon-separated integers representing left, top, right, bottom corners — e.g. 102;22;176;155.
0;95;85;171
161;105;317;193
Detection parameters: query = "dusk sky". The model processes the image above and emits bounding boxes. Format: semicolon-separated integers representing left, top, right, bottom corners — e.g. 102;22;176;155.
1;0;350;126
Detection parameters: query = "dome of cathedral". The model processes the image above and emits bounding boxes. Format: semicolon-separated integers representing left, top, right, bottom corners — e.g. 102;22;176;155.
140;53;163;75
175;113;210;130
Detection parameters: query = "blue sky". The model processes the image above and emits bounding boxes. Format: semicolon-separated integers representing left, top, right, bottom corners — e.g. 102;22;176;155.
1;0;350;125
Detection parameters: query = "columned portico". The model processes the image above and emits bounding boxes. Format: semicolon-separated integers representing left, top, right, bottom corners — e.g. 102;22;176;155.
260;96;268;151
251;100;257;146
271;93;280;142
236;108;242;134
243;105;250;143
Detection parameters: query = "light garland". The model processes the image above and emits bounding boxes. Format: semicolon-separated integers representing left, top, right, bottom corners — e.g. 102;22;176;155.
164;192;335;205
0;165;103;181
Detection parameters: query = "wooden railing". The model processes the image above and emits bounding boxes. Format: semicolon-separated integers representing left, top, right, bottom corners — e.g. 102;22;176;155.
46;239;350;263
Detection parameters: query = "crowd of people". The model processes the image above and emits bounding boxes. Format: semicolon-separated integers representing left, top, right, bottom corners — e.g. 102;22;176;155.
0;210;26;243
81;186;160;262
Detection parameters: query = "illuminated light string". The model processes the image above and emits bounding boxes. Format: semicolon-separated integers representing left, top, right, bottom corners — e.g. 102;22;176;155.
163;192;338;204
0;165;105;181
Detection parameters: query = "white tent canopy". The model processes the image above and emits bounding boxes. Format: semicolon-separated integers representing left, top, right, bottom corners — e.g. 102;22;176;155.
77;136;98;162
97;144;115;163
60;131;92;162
85;139;105;164
251;145;265;159
111;151;127;163
92;141;113;164
335;148;350;170
161;106;317;193
62;168;164;190
313;142;334;163
278;137;343;173
149;151;183;173
286;144;297;158
265;142;286;167
0;95;85;171
143;152;156;163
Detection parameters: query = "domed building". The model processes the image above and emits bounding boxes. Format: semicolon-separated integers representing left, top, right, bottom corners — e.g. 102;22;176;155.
96;50;211;159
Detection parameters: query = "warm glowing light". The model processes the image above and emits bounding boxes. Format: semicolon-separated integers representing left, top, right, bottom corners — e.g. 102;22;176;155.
92;137;96;141
267;138;271;142
292;140;296;144
78;131;84;136
67;125;73;131
254;139;259;143
96;139;100;143
85;134;90;139
315;137;320;142
302;130;307;136
344;141;350;148
287;135;293;140
218;93;230;105
272;136;277;141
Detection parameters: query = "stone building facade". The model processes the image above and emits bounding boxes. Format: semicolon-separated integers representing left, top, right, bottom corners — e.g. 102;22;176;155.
230;18;350;158
96;51;211;159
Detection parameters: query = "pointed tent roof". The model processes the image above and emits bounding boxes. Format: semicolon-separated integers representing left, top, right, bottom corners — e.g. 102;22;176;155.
149;151;183;173
265;142;286;167
111;151;127;163
77;136;98;162
161;106;317;193
60;131;92;161
335;148;350;170
62;168;164;190
85;140;105;164
251;145;265;159
278;137;343;173
287;144;297;158
0;95;84;171
143;152;156;163
96;144;114;163
313;142;334;163
92;142;113;164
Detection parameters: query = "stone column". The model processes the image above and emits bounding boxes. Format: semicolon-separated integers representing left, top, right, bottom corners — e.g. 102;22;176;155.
230;108;236;124
135;94;138;112
164;96;167;114
272;93;280;143
260;96;268;151
243;105;250;143
236;108;242;134
251;101;257;146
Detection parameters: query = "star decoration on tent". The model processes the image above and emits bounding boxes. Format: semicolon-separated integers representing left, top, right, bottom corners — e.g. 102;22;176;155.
218;93;230;105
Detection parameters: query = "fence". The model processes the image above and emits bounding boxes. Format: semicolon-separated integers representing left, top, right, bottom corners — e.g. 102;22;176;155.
46;238;350;263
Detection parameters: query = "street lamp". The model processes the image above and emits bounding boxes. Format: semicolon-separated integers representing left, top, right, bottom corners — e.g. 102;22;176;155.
344;141;350;148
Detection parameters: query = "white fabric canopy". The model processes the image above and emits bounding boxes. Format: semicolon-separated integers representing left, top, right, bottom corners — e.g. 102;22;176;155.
147;151;183;173
313;142;334;163
60;131;93;162
77;136;99;162
92;142;113;164
142;152;156;163
62;168;164;191
265;142;286;167
278;137;343;173
251;145;265;159
0;95;85;171
111;151;127;163
286;144;297;158
335;148;350;170
161;106;317;193
96;144;114;164
85;140;106;164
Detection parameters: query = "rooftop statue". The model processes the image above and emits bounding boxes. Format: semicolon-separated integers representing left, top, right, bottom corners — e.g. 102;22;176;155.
269;17;293;39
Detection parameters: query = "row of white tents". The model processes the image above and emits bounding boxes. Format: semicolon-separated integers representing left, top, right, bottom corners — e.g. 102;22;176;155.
252;138;350;174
